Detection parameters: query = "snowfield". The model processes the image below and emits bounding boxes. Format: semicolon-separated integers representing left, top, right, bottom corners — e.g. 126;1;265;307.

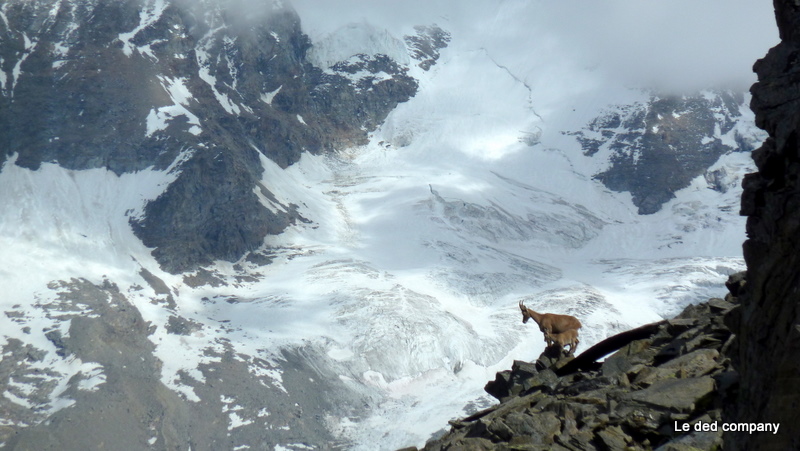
0;0;777;449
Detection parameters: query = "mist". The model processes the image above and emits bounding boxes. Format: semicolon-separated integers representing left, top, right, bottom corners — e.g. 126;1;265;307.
290;0;778;93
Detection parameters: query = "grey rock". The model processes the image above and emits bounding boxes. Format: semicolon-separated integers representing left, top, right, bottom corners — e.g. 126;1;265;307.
569;92;763;214
504;411;561;444
165;315;202;335
707;298;735;313
521;369;559;394
658;348;720;378
596;425;632;450
484;370;512;401
1;278;368;450
656;414;722;451
704;167;730;193
723;272;746;298
723;3;800;449
405;25;451;71
602;338;656;378
0;0;432;273
625;376;715;412
428;296;736;451
486;417;515;441
556;429;597;451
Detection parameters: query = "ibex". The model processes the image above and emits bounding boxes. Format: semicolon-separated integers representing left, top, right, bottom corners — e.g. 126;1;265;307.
545;329;580;355
519;300;582;350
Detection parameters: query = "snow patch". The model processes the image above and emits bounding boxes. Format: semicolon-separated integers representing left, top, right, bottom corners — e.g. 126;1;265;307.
260;85;282;104
10;33;37;93
145;76;201;137
249;364;288;394
76;364;107;392
117;0;167;58
0;155;180;414
0;57;6;90
118;0;166;57
195;42;242;115
221;395;253;429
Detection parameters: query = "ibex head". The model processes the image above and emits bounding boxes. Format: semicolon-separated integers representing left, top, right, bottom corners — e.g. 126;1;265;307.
519;300;531;324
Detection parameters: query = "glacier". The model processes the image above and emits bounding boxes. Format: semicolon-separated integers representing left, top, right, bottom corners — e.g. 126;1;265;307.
0;0;779;449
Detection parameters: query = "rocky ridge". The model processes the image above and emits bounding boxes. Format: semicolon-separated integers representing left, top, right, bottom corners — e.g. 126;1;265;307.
0;0;759;275
0;0;446;273
416;273;745;450
569;91;763;215
723;0;800;449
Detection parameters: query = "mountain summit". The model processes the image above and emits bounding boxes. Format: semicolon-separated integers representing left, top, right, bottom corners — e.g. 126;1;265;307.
1;0;433;272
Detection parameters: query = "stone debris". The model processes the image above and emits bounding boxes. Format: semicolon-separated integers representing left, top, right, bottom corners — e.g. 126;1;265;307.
416;273;744;451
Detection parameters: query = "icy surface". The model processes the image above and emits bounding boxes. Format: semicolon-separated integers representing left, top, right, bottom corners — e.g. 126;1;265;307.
308;22;410;69
0;0;775;449
0;154;178;417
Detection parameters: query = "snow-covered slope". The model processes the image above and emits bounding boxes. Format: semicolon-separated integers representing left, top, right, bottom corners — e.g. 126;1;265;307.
0;0;777;450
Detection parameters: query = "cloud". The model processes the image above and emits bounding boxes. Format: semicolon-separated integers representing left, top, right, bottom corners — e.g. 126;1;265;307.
289;0;779;92
532;0;779;92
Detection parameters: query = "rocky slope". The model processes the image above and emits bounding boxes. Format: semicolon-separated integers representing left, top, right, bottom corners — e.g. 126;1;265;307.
0;277;369;450
416;274;743;451
569;91;758;215
0;0;759;275
724;0;800;449
417;1;800;449
0;0;440;273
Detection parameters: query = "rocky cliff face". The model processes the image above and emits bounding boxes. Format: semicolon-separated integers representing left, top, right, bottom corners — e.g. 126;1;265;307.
0;2;457;447
570;91;761;215
0;0;753;275
417;284;743;451
0;0;437;273
724;1;800;449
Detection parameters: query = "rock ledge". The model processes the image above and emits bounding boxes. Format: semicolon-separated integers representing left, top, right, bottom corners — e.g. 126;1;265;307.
415;273;744;451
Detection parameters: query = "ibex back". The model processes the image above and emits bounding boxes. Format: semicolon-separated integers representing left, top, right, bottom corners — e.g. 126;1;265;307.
519;300;582;335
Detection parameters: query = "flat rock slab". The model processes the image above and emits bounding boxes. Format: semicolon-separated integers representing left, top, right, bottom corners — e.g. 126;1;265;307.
625;376;715;412
707;298;735;313
597;425;633;450
659;348;719;378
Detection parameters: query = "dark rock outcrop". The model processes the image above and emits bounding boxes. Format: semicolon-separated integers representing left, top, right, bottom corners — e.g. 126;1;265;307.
404;25;451;71
723;1;800;449
419;280;742;451
570;91;762;214
0;0;430;273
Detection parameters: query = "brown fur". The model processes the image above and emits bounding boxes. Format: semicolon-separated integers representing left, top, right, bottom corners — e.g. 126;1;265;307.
545;329;580;355
519;300;582;352
519;300;582;335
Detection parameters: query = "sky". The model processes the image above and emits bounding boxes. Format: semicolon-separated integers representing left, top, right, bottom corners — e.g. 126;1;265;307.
290;0;779;93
